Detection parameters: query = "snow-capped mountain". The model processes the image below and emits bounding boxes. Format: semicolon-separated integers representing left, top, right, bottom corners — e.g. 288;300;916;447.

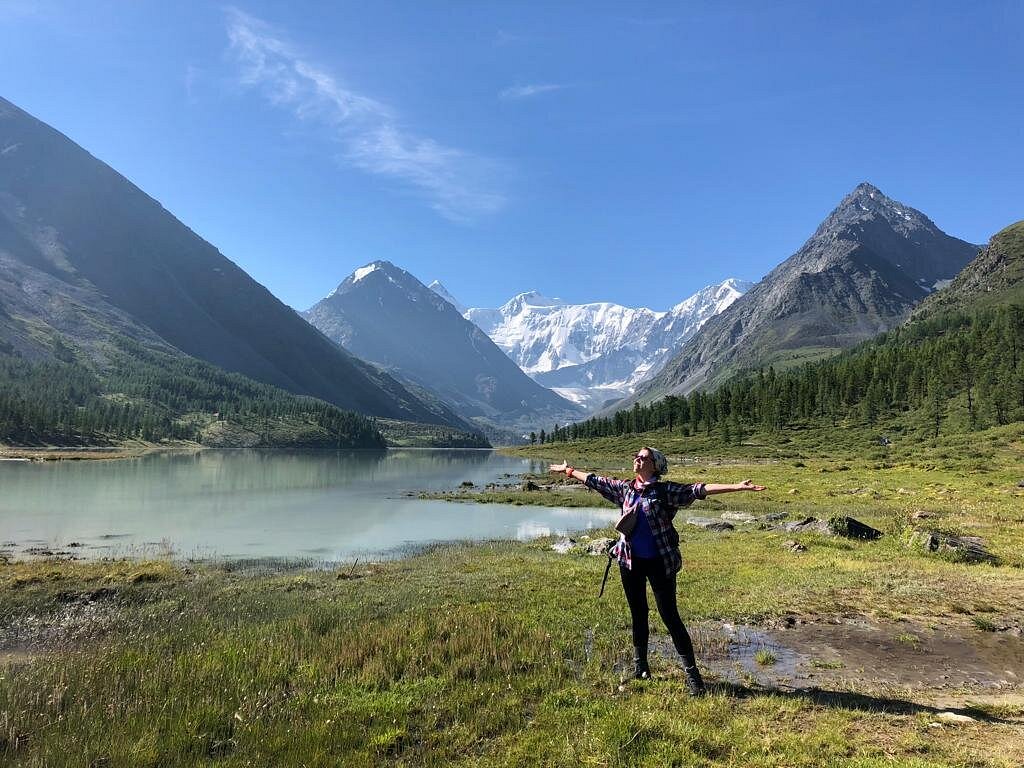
304;261;581;434
455;279;751;410
427;280;467;314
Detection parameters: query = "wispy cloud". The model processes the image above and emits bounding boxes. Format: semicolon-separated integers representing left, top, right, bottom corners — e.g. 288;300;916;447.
499;83;566;100
225;8;505;222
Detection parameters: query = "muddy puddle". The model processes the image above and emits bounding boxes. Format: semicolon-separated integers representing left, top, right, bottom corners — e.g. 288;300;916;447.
651;614;1024;696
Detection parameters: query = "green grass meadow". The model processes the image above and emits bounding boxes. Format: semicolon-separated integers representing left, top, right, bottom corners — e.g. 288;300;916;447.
2;423;1023;766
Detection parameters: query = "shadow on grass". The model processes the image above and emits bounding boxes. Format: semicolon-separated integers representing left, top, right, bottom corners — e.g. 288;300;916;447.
713;681;1018;724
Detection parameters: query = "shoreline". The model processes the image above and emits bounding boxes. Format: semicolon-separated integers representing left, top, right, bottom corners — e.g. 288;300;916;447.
0;441;203;462
0;443;508;462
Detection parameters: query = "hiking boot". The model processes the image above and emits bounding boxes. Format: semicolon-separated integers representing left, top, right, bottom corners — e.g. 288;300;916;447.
683;665;706;696
633;657;651;680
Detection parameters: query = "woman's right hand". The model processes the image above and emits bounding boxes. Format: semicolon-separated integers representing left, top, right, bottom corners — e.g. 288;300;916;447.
548;461;568;474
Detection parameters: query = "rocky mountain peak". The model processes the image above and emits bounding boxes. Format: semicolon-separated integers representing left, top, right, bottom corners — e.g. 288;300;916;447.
427;280;466;313
814;182;936;244
304;262;579;432
618;185;979;406
669;278;755;316
324;260;420;301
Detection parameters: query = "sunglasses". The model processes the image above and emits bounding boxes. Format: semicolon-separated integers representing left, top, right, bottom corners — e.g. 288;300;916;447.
633;453;652;462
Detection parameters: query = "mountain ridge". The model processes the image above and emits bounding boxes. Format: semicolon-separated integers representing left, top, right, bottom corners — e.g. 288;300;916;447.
459;279;751;410
0;95;462;429
608;183;979;411
304;261;581;434
913;221;1024;318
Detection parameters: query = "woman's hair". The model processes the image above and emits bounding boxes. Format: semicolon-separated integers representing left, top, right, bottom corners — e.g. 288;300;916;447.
643;446;669;477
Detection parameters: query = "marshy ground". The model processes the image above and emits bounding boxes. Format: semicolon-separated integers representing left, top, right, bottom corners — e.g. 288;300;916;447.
2;423;1023;765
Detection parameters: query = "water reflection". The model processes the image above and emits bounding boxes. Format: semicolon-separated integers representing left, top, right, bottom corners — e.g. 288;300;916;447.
0;450;612;561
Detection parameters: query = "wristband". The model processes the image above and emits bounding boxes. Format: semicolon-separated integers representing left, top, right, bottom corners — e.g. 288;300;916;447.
565;466;575;478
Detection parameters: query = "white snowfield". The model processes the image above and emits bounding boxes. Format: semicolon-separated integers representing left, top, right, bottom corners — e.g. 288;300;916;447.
352;264;379;282
445;279;752;411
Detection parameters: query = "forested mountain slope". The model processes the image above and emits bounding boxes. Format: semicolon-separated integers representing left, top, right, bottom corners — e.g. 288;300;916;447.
547;220;1022;445
0;96;462;428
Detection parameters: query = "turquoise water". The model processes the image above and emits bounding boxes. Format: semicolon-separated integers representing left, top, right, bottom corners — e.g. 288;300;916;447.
0;449;614;561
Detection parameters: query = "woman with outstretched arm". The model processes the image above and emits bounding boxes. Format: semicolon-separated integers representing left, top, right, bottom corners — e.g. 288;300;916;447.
550;447;765;695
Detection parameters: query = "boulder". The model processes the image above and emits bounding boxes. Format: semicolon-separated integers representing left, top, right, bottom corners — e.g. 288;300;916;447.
828;516;883;540
906;529;997;564
782;516;882;540
584;537;615;556
686;517;735;532
784;517;831;535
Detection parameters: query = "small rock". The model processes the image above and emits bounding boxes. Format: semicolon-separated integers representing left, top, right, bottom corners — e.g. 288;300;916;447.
759;512;789;523
550;538;576;554
911;510;933;520
934;711;976;724
686;517;735;532
896;488;913;495
783;540;807;552
1017;480;1024;488
721;512;756;522
787;488;799;495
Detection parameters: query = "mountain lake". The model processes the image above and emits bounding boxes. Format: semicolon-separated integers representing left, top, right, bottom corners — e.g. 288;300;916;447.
0;449;614;562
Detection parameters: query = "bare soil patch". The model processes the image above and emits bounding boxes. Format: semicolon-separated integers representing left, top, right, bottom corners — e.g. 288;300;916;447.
650;613;1024;717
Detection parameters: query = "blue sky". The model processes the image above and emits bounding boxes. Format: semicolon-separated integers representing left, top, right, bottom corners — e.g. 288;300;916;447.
2;1;1022;312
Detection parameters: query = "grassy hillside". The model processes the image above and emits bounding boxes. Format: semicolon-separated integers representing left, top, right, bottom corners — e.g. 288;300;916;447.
915;221;1024;317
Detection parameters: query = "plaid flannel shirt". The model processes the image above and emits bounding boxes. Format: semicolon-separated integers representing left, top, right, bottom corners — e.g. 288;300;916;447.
584;473;707;576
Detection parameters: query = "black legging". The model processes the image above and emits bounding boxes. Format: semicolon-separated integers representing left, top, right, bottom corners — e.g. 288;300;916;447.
620;556;698;669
